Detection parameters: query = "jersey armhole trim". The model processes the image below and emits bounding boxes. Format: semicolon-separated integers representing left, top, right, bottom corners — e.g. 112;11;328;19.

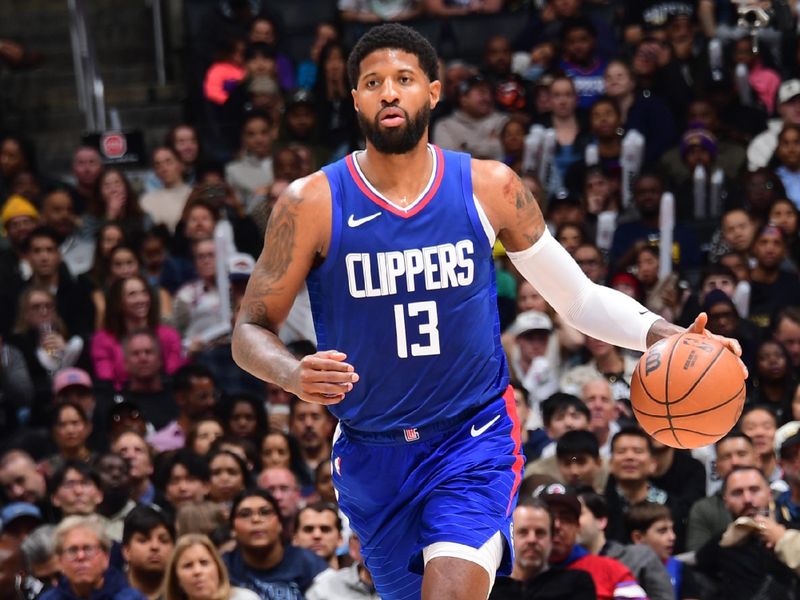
472;194;496;247
309;169;341;276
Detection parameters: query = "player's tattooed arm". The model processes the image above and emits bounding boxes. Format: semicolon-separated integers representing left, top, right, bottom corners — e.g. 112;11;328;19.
470;159;547;252
232;173;360;404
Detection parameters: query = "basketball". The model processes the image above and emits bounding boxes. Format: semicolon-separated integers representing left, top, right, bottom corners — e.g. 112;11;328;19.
630;332;745;449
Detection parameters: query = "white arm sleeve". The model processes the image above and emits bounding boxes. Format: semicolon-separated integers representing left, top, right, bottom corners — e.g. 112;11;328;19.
507;229;662;352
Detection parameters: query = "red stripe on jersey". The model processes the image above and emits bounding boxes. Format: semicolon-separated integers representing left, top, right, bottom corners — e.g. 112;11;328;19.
504;384;524;515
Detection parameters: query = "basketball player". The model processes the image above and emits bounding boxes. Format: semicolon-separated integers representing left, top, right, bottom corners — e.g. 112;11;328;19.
232;24;745;600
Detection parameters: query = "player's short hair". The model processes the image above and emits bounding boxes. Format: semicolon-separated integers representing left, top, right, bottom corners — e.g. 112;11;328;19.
541;393;590;428
715;429;753;450
347;24;439;88
624;501;673;540
294;501;342;533
122;504;175;546
610;425;654;454
556;430;600;460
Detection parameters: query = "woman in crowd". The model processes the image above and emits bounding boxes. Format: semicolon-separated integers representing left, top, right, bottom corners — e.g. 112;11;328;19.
92;245;173;330
87;168;153;240
603;59;675;164
140;147;192;233
173;238;223;354
746;339;796;421
187;418;225;456
207;449;251;506
146;125;203;193
91;275;184;389
555;222;587;256
312;41;358;159
259;429;307;485
42;401;95;475
165;534;259;600
500;118;526;175
770;124;800;209
88;222;126;289
11;286;85;410
768;197;800;268
220;394;269;449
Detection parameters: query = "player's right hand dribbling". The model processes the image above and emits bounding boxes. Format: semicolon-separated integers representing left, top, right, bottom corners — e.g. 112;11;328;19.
289;350;359;405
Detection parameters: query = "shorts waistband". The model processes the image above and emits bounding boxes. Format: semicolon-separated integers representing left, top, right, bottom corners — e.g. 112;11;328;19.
339;401;489;445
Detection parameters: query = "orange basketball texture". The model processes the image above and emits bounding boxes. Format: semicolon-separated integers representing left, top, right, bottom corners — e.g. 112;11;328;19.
630;332;745;449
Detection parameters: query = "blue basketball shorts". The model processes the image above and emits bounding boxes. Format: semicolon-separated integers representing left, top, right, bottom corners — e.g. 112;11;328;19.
331;386;525;600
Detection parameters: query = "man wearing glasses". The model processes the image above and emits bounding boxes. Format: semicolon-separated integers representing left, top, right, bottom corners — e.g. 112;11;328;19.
224;489;327;600
39;515;145;600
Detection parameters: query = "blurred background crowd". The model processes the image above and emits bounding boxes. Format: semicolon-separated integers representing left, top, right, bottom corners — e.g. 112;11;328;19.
2;0;800;598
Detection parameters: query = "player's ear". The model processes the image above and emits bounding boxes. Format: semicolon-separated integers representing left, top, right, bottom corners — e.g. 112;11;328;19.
429;79;441;109
351;88;360;113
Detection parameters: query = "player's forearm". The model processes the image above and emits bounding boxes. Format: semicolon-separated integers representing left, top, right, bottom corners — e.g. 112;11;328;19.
231;322;299;392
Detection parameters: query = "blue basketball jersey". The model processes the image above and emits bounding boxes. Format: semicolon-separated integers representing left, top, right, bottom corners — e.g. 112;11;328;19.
308;144;508;432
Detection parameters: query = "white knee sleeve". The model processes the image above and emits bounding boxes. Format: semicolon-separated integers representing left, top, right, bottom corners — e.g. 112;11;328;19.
422;531;504;596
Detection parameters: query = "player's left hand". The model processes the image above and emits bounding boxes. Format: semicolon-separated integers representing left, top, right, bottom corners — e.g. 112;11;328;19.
688;312;748;380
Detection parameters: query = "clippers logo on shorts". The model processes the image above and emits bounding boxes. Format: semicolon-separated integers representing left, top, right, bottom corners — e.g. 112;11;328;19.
404;428;420;442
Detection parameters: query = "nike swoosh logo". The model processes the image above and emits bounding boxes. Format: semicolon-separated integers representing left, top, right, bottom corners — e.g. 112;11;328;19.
639;310;649;315
348;212;382;227
470;415;501;437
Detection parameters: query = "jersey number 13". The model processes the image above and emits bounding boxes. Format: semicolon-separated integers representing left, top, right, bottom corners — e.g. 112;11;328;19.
393;301;441;358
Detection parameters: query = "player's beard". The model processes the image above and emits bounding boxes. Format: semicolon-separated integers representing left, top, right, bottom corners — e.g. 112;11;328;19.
358;103;430;155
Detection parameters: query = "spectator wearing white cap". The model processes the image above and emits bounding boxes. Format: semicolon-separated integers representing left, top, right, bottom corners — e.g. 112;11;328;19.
193;254;266;397
507;310;560;424
747;79;800;170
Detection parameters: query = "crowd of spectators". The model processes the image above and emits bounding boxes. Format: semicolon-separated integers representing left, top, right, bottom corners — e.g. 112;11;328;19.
3;0;800;598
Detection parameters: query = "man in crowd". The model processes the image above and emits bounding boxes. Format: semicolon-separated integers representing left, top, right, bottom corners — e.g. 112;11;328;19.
94;453;136;541
111;431;155;504
24;226;95;341
695;467;799;599
289;397;335;490
432;74;509;160
258;467;302;542
41;515;145;600
306;532;379;600
148;365;217;452
686;431;758;551
0;195;39;336
489;497;596;599
577;491;673;600
604;427;671;544
540;484;648;599
523;393;590;468
20;524;59;589
581;379;619;458
0;449;47;505
773;307;800;370
39;189;94;276
121;506;175;600
773;421;800;526
160;450;209;511
49;462;104;519
224;489;327;598
68;147;103;214
121;331;176;430
748;79;800;170
293;502;345;569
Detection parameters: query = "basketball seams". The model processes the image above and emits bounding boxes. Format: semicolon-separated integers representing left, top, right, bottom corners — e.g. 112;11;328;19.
631;383;745;419
636;350;661;403
663;333;685;447
668;345;725;406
